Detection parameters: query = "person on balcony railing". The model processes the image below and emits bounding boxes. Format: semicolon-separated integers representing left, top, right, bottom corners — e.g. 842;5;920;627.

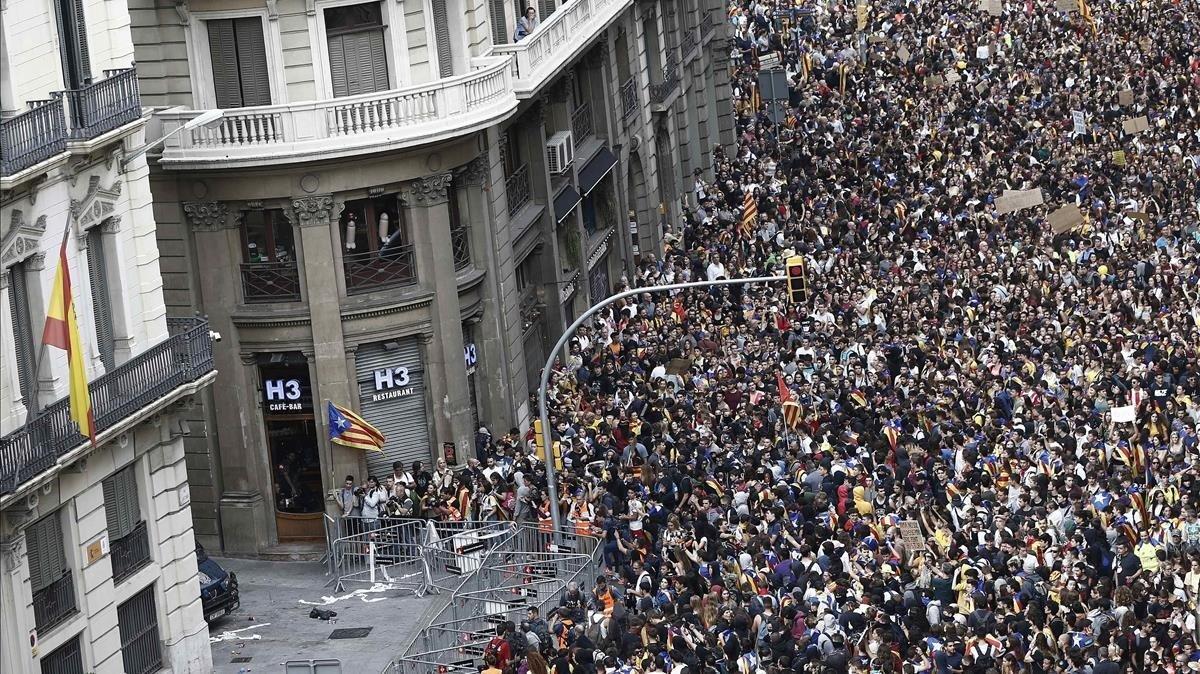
515;6;540;42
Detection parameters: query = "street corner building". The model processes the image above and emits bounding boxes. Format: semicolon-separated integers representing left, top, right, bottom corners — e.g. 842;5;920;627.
124;0;734;555
0;0;219;671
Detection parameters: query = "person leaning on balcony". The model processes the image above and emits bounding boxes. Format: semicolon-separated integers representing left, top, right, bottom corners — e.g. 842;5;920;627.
514;6;539;41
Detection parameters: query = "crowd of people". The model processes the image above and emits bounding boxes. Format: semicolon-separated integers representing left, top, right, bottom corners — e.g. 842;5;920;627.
353;1;1200;672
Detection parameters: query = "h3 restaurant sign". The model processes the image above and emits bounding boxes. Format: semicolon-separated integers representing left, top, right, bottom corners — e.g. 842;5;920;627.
371;366;418;402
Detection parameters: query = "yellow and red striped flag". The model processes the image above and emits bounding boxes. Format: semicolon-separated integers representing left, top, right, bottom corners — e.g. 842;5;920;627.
741;191;757;239
42;237;95;444
327;401;386;452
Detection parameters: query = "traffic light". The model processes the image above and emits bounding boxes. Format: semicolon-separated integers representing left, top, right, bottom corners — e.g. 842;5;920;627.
533;419;546;461
785;256;808;303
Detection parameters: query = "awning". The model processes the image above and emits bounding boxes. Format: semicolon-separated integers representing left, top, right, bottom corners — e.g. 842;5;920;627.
553;185;582;223
578;147;618;195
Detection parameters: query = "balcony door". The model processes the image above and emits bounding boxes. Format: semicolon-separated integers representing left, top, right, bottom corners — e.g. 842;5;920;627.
54;0;91;89
207;17;272;108
325;2;390;97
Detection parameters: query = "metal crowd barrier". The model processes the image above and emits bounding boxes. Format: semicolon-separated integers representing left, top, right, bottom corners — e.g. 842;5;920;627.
381;522;602;674
328;517;430;594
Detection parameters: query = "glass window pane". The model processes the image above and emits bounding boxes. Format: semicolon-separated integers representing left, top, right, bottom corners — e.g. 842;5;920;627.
243;211;269;262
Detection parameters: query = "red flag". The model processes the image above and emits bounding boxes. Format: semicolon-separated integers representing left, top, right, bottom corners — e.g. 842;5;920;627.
777;373;792;403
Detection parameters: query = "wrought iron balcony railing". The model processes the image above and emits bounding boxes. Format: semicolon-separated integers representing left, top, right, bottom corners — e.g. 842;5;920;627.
650;56;681;105
62;67;142;140
620;78;638;119
241;260;302;303
681;26;700;58
571;102;594;141
506;164;532;217
0;317;215;494
0;98;68;176
110;521;152;584
343;246;418;295
33;571;78;632
451;226;471;271
701;12;716;38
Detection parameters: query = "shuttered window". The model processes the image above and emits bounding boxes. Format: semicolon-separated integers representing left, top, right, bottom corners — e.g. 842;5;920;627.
430;0;453;77
26;512;67;593
7;264;37;409
40;634;84;674
103;466;141;540
87;229;115;372
54;0;92;89
489;0;509;45
207;17;272;109
325;2;390;98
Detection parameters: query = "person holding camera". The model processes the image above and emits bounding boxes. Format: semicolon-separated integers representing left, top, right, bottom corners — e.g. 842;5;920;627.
359;476;387;529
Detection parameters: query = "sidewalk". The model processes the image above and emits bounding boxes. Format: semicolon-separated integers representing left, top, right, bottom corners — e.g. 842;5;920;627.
207;556;438;673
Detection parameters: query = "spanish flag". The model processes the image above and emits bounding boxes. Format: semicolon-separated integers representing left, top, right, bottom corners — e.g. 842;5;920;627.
741;191;757;239
43;237;95;444
326;401;386;451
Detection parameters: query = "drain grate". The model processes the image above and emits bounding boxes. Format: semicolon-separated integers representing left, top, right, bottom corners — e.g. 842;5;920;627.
231;657;252;663
329;627;373;639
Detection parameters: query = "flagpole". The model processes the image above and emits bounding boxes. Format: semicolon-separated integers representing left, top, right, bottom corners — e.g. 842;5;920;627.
27;220;76;414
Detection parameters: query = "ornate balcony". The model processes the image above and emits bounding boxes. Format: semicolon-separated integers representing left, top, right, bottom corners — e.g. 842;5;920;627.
701;12;716;38
241;261;302;303
33;571;77;632
0;318;216;496
650;55;681;107
620;78;638;119
571;102;594;142
110;521;152;583
681;26;700;59
0;99;68;177
62;67;142;140
492;0;633;97
451;225;472;271
506;164;532;217
158;57;517;170
343;246;418;295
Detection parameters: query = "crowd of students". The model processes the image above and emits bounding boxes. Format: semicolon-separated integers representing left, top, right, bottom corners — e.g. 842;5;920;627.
362;1;1200;672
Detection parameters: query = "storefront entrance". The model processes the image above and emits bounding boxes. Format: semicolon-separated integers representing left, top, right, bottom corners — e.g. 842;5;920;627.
258;354;324;542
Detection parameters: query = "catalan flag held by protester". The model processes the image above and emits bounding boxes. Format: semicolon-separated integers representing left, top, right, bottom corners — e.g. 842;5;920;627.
42;236;95;445
741;190;757;239
327;401;386;452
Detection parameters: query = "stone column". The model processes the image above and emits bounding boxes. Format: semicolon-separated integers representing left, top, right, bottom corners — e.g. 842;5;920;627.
182;201;274;553
457;156;514;435
406;175;475;463
285;196;360;511
519;101;569;345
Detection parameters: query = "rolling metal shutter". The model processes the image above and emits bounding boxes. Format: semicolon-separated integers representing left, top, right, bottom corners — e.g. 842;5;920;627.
7;265;36;408
87;229;115;372
102;466;140;540
26;512;67;593
355;338;431;478
431;0;453;77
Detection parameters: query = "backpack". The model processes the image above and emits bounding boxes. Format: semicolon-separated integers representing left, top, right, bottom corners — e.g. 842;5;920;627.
506;631;528;659
485;636;507;661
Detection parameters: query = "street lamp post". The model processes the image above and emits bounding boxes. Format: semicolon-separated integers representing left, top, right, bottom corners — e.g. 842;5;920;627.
537;275;787;532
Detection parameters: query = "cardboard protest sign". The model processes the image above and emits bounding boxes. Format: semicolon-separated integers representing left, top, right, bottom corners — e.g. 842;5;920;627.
1111;405;1136;423
980;0;1002;16
1127;211;1150;222
759;52;781;70
1118;89;1134;106
976;81;989;94
1047;204;1085;233
945;71;962;84
1056;0;1078;11
925;74;944;87
666;358;693;376
896;45;911;63
1111;150;1127;166
899;520;927;552
994;188;1044;214
1122;116;1149;134
1072;110;1086;135
976;45;990;59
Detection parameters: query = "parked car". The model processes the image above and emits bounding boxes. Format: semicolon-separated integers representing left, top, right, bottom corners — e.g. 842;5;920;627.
196;542;239;623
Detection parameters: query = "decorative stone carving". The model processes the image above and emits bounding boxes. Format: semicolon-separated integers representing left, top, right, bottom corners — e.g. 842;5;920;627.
71;176;122;242
1;210;48;267
25;252;46;271
1;535;26;572
265;0;278;20
455;155;489;185
101;216;122;234
182;201;231;231
285;195;339;227
174;0;190;24
407;174;453;207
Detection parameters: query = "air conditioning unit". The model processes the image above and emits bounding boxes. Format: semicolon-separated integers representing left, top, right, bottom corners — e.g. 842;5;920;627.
546;131;574;175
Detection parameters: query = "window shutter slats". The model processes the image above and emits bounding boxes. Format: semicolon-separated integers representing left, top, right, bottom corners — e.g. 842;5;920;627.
103;467;140;540
431;0;453;77
489;0;509;45
367;28;389;92
27;513;66;592
71;0;91;84
87;229;115;372
208;19;243;108
7;266;36;407
234;17;272;106
328;34;349;98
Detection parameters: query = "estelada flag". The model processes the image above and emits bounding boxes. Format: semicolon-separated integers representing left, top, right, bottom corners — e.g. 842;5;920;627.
43;238;95;444
741;191;757;239
327;401;386;452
